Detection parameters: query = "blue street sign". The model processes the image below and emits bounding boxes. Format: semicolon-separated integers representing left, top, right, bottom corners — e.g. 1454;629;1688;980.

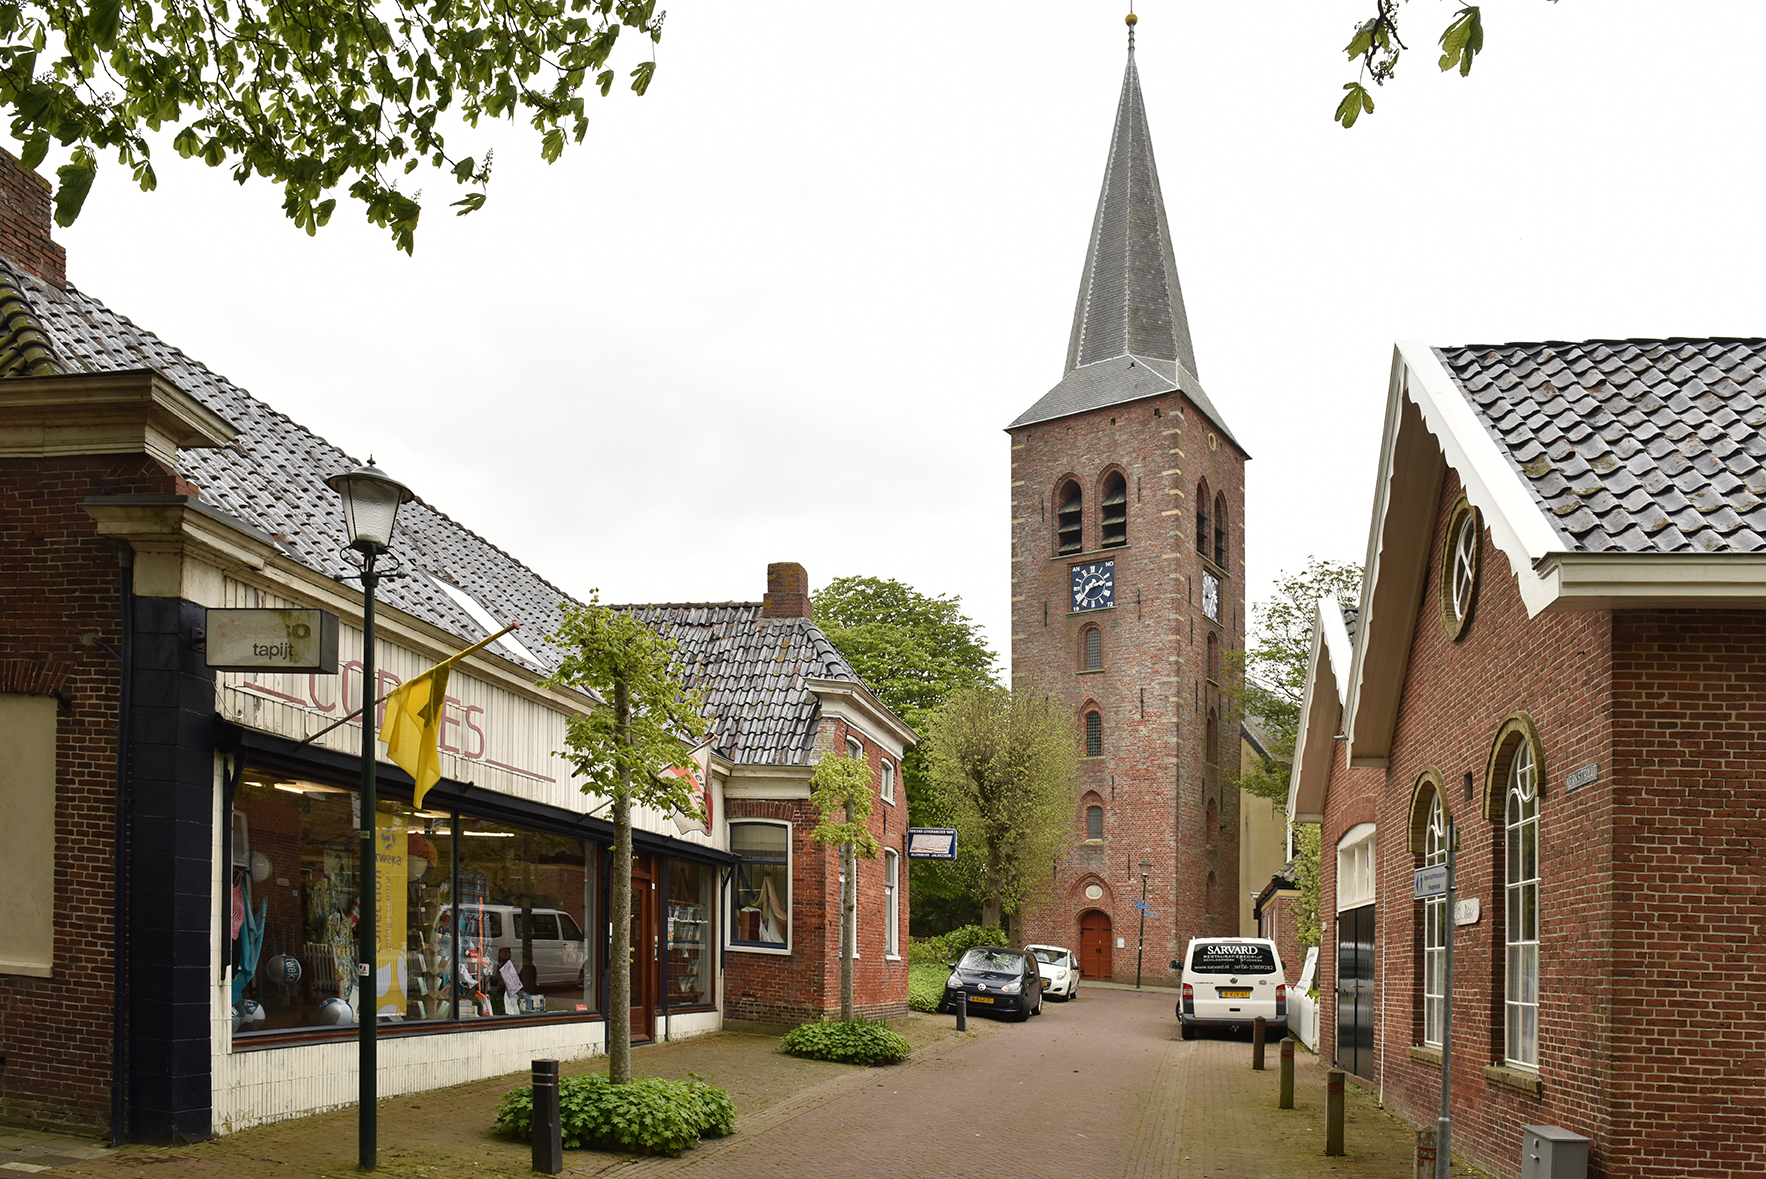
906;828;958;860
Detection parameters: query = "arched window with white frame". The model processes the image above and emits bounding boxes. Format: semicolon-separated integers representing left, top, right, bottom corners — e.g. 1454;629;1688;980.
1422;789;1448;1048
1505;738;1540;1068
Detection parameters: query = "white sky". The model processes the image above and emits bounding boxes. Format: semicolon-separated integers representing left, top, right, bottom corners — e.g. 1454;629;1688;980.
49;1;1766;675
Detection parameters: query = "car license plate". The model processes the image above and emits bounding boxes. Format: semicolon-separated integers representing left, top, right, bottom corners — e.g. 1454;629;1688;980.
1219;988;1251;999
968;995;994;1004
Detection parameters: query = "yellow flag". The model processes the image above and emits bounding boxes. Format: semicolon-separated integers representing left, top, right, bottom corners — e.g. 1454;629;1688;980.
381;625;515;808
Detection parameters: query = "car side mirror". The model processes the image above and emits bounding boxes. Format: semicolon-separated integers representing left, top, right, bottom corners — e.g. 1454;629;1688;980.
945;961;956;969
1169;959;1181;971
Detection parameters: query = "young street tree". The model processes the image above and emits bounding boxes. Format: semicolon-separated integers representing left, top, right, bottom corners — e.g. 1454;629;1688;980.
2;0;666;250
808;752;880;1021
546;594;707;1084
925;686;1077;936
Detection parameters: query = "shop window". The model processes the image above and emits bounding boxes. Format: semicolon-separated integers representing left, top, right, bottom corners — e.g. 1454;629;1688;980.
666;861;714;1006
1057;480;1084;554
731;821;791;949
1196;479;1210;554
1086;804;1103;841
884;850;900;958
1084;710;1103;758
1101;471;1128;548
1214;492;1228;568
1082;625;1103;671
454;815;594;1017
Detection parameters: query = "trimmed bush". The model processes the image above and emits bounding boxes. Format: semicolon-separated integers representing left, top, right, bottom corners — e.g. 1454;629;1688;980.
908;923;1009;966
780;1016;912;1066
495;1072;734;1156
908;962;950;1013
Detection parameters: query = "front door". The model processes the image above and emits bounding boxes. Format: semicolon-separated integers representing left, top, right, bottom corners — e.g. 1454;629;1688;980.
629;881;654;1042
1079;910;1113;980
1335;903;1376;1079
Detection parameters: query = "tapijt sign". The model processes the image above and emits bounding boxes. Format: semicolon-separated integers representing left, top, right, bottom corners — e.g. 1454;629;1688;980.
206;608;340;672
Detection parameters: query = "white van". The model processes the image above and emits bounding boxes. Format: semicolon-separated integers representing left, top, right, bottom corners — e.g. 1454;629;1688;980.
437;904;587;988
1174;936;1287;1040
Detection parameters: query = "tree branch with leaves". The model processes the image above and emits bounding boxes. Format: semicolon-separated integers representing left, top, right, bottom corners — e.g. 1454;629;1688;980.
809;751;880;1022
545;592;706;1084
1335;2;1541;129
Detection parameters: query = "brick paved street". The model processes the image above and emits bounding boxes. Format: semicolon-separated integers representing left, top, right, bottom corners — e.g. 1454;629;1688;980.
46;988;1492;1179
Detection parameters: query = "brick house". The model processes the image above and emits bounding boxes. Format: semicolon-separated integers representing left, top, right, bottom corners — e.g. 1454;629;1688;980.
0;144;907;1142
1011;23;1250;983
1288;339;1766;1178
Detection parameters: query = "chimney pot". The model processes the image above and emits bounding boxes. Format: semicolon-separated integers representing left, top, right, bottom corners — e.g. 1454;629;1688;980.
0;149;65;287
762;563;812;619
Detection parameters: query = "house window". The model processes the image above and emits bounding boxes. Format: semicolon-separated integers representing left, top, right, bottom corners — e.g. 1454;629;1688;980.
1214;492;1228;568
1196;479;1210;554
1082;625;1103;671
883;849;900;958
1423;789;1448;1048
1441;496;1481;640
731;822;791;948
880;759;895;804
846;736;863;762
1057;480;1084;555
1101;471;1128;548
1084;711;1103;758
1086;805;1103;840
1505;739;1540;1068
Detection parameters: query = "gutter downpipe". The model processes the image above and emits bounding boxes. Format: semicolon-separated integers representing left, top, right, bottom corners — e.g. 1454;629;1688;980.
111;547;134;1146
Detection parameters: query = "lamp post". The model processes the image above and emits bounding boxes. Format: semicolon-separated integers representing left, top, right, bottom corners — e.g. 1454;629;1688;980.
326;459;413;1173
1135;858;1151;988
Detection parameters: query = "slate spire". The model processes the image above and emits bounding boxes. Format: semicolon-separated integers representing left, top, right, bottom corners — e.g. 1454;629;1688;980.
1064;20;1197;380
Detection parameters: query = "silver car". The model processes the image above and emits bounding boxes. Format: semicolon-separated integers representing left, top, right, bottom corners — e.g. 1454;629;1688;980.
1026;943;1080;1001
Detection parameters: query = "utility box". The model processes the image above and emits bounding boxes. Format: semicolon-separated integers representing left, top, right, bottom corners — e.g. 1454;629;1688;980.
1521;1124;1590;1179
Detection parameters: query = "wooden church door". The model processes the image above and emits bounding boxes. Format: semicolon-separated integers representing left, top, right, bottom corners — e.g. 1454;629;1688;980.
1079;910;1113;979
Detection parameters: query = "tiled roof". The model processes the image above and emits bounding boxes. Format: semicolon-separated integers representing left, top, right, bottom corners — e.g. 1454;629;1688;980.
9;259;578;673
616;604;864;766
1007;353;1242;450
1341;605;1359;648
1438;339;1766;554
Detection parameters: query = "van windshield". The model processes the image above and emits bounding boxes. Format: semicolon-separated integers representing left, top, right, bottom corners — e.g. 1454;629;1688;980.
1189;942;1277;974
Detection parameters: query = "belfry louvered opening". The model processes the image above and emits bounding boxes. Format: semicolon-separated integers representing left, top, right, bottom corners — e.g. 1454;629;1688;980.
1057;481;1084;555
1101;472;1128;548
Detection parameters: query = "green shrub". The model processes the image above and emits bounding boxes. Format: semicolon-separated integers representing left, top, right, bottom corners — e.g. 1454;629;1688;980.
908;962;950;1012
908;923;1009;966
780;1016;912;1066
495;1072;734;1156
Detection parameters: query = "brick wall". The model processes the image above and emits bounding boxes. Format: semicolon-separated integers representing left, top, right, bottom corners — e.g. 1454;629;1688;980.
1011;393;1246;981
0;149;64;287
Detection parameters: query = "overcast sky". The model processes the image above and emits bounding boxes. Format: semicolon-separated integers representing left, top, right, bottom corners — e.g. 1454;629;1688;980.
49;1;1766;675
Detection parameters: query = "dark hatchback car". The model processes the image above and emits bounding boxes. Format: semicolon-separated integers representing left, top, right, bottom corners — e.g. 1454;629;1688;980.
938;946;1044;1022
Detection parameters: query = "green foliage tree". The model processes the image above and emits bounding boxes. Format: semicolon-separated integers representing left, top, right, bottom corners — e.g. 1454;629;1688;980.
1291;823;1323;952
546;593;707;1084
1334;3;1551;129
808;751;880;1021
1226;557;1363;803
812;575;998;933
1;0;665;251
924;686;1076;937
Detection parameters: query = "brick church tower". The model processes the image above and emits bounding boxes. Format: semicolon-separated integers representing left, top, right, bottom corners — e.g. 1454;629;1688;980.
1011;17;1247;985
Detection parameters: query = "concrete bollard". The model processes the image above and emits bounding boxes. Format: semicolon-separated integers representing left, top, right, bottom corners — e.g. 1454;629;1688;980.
530;1059;562;1175
956;991;967;1032
1278;1036;1294;1109
1414;1126;1438;1179
1324;1069;1345;1157
1252;1016;1266;1070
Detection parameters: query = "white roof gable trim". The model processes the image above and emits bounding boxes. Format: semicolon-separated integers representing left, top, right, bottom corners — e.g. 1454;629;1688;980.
1286;597;1349;825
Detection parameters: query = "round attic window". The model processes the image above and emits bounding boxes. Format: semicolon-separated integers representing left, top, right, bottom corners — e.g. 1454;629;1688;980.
1440;496;1481;641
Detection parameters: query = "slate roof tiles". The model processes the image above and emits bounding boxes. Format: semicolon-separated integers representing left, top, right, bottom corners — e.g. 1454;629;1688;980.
1438;339;1766;555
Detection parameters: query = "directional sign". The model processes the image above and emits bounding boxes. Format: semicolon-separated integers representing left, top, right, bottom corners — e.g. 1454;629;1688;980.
1414;864;1449;899
1132;900;1153;911
906;828;958;860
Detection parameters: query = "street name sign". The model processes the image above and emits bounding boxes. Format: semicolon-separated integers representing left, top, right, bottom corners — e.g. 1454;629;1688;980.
1414;864;1449;899
206;608;340;672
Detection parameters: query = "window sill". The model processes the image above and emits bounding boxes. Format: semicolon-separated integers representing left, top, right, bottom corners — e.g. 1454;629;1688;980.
1077;668;1105;675
727;942;792;957
1408;1045;1442;1068
1482;1063;1542;1096
1052;544;1132;563
1082;838;1104;846
885;954;902;963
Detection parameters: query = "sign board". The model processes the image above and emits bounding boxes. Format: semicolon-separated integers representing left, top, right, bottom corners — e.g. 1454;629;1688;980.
906;828;958;860
206;608;339;672
1413;864;1449;899
1565;762;1599;792
1455;897;1481;926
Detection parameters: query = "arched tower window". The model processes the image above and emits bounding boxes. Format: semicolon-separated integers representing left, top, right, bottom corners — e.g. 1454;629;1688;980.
1206;631;1218;682
1195;478;1210;555
1205;708;1218;765
1086;805;1103;840
1056;480;1083;555
1084;710;1103;758
1101;471;1128;548
1081;625;1103;671
1205;796;1219;842
1214;491;1228;568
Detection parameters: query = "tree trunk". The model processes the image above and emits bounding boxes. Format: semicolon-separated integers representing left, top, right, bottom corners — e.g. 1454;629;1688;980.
981;851;1002;930
608;680;632;1084
840;801;855;1021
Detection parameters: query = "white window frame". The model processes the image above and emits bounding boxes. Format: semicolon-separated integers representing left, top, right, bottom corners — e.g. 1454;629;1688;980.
1422;792;1447;1048
846;736;863;762
883;849;900;959
880;759;895;805
728;819;793;956
1505;741;1540;1069
1336;822;1377;912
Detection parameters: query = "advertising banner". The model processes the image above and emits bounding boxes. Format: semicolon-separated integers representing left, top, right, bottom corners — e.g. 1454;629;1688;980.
374;811;409;1017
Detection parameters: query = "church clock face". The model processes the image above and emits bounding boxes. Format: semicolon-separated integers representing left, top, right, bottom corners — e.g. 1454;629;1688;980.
1202;570;1220;622
1071;560;1115;612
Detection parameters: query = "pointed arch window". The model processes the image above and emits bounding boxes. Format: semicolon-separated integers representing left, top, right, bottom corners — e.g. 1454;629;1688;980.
1206;631;1219;682
1081;625;1103;672
1214;492;1228;568
1056;480;1084;555
1084;710;1103;758
1101;471;1128;548
1195;479;1211;555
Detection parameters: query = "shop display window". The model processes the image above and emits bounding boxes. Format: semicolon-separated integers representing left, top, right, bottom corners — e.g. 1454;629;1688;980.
730;822;790;948
453;815;595;1017
665;861;714;1006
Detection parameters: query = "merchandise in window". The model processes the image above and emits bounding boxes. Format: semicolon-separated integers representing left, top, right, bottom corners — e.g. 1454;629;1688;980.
665;861;714;1006
731;822;790;946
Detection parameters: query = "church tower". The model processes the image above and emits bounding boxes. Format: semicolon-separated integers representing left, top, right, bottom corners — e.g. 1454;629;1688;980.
1010;15;1247;984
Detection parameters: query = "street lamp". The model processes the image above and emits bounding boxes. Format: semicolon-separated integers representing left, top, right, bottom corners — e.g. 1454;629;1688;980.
1135;858;1151;989
326;459;413;1173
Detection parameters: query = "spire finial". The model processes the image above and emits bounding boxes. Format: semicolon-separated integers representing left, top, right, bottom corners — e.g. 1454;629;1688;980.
1126;8;1137;48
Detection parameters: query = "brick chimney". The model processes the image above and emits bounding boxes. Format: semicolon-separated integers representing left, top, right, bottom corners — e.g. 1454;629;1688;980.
0;150;65;287
762;562;812;619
